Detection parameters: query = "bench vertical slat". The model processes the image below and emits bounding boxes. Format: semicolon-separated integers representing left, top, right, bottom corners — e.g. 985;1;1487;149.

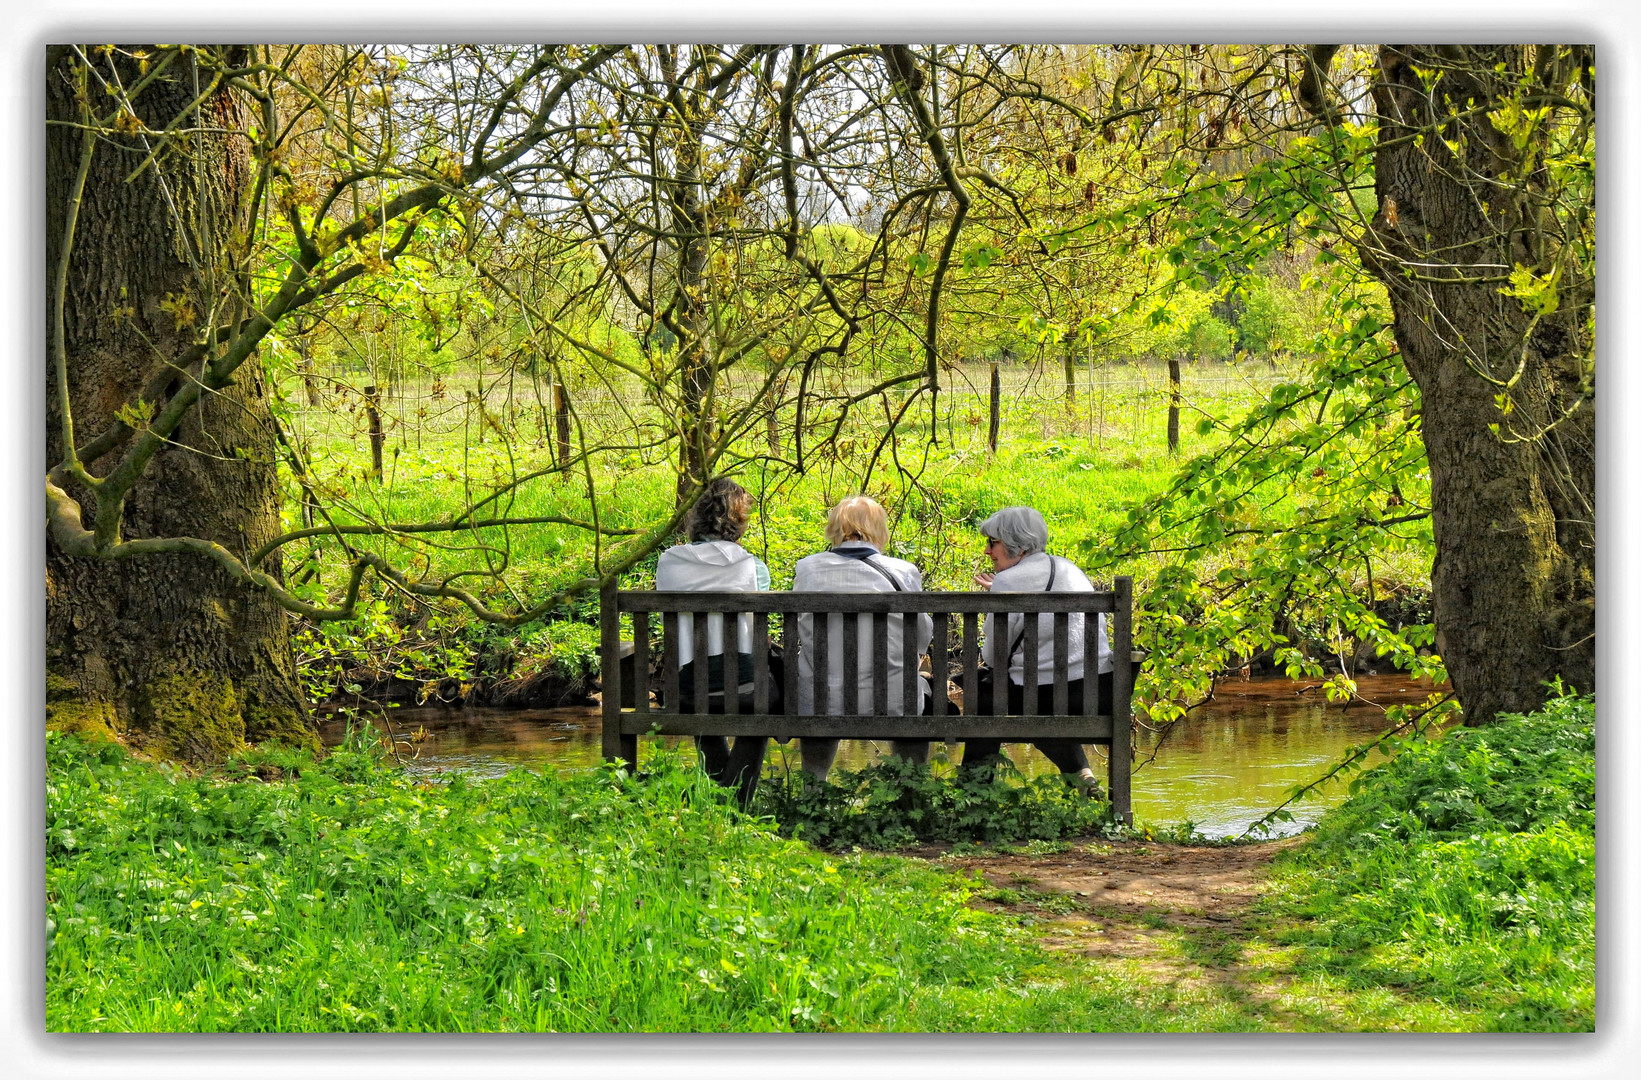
782;613;799;720
632;610;651;718
813;613;831;715
663;611;681;718
1083;606;1100;717
753;611;770;714
724;608;742;714
990;615;1010;716
1021;613;1040;717
1052;611;1069;716
962;613;979;716
930;613;949;719
600;582;624;765
872;611;890;716
900;614;918;717
692;610;711;714
1111;576;1135;824
841;612;860;716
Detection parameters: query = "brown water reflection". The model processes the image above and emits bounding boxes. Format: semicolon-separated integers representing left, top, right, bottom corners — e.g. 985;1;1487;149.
316;673;1444;839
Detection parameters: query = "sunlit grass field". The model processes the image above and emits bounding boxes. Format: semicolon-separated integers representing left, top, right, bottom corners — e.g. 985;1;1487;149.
277;352;1434;695
281;356;1300;597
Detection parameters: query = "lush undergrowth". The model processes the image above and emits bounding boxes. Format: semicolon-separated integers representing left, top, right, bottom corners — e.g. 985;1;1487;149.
45;731;1258;1033
1261;694;1595;1031
751;755;1118;849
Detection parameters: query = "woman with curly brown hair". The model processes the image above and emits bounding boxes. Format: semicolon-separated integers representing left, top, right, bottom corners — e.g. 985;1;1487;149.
655;477;778;799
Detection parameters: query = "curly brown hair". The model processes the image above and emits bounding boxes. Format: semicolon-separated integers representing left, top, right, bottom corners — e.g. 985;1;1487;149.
684;477;751;542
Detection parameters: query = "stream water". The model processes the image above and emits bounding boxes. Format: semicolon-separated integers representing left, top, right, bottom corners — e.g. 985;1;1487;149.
317;673;1443;839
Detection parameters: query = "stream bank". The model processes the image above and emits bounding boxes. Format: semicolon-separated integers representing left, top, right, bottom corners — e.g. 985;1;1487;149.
318;673;1445;839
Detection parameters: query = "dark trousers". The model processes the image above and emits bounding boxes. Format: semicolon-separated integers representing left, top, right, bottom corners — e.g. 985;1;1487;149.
799;689;942;780
670;658;781;806
696;731;770;804
960;669;1114;775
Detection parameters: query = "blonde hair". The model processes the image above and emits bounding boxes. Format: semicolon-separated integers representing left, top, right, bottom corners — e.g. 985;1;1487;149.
825;495;889;550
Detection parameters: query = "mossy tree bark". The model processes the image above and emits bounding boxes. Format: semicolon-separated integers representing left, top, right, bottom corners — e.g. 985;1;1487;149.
1360;45;1595;724
45;47;312;761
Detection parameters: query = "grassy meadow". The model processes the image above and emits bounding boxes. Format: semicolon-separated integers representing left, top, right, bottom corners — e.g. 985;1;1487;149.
50;346;1531;1038
285;356;1288;591
1260;694;1594;1030
44;730;1249;1033
282;353;1431;694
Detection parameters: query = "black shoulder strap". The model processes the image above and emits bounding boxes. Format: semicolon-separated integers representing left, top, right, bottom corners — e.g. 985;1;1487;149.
829;547;906;591
1004;556;1060;665
862;555;905;591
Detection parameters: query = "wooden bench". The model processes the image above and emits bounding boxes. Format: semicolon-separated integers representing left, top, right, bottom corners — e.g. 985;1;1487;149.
599;576;1136;823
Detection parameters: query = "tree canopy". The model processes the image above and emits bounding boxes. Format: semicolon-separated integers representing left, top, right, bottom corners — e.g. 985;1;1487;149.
45;42;1594;749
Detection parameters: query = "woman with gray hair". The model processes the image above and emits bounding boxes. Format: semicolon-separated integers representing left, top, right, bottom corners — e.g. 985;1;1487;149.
960;505;1110;795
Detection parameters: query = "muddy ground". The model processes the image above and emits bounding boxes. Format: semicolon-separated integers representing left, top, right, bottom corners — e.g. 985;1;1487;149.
907;838;1304;981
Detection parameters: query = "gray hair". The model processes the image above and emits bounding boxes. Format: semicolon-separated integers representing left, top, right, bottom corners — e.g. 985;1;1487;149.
978;506;1049;558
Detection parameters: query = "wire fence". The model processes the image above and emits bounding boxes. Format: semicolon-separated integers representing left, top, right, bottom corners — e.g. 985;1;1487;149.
284;353;1303;465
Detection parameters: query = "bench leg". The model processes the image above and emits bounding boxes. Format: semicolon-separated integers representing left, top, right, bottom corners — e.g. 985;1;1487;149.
1108;749;1130;825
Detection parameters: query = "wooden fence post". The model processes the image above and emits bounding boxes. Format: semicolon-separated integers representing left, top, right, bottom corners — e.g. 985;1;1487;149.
300;340;321;407
1167;357;1182;454
1062;337;1076;408
466;389;483;444
988;359;1001;455
554;379;572;472
364;384;384;481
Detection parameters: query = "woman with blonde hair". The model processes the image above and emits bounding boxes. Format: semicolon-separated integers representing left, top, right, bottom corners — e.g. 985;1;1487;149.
791;496;933;781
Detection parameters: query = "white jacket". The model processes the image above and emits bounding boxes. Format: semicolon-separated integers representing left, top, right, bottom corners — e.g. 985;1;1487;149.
983;552;1111;686
654;540;769;667
792;544;933;715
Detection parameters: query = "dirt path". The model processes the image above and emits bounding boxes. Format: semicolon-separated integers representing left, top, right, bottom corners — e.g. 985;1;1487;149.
908;838;1305;1001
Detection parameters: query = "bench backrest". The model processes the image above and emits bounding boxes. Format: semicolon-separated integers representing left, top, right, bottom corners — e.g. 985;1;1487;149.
598;576;1134;817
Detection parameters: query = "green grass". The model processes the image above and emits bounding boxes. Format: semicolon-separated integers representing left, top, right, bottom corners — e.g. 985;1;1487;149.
45;730;1273;1032
1259;694;1595;1031
281;358;1287;594
47;695;1594;1031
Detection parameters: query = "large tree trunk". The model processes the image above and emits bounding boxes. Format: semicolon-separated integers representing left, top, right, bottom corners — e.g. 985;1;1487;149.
45;47;312;761
1363;45;1595;724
